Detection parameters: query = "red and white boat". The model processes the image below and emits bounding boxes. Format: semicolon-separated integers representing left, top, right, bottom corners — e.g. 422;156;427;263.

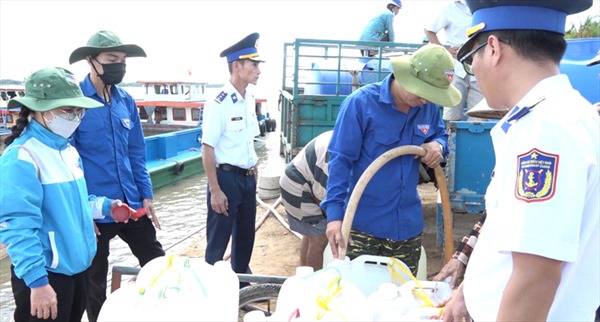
135;80;276;136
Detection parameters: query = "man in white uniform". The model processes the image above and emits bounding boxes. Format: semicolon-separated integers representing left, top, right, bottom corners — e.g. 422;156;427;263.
441;0;600;321
424;0;483;122
202;33;262;288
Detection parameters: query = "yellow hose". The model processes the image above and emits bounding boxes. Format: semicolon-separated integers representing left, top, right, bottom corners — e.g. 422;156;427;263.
339;145;454;263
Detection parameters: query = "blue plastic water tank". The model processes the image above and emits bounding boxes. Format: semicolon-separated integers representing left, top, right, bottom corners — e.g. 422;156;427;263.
359;59;392;85
303;60;354;95
559;38;600;104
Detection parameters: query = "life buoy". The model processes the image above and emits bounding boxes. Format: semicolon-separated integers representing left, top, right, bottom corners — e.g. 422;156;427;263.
172;161;185;176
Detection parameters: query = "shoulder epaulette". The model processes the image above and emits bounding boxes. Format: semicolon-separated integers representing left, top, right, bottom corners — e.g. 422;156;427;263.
215;91;228;104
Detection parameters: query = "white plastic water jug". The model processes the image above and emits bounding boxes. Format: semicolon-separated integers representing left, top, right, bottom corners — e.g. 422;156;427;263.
274;265;372;321
323;244;428;280
326;254;413;298
213;260;240;322
271;266;314;321
367;282;415;321
398;280;452;307
98;255;239;322
296;266;372;322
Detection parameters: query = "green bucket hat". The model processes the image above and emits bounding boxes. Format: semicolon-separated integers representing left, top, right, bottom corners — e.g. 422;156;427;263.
390;44;461;107
7;67;103;111
69;30;146;64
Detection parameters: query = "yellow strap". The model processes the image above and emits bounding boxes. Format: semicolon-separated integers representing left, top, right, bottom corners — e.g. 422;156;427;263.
315;277;347;321
389;257;435;307
139;254;175;296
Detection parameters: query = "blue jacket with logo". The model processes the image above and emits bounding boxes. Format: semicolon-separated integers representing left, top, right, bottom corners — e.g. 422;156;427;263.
321;74;448;241
72;76;153;223
0;121;113;286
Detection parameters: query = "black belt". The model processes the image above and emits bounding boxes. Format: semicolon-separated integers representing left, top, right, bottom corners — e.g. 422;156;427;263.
218;164;255;176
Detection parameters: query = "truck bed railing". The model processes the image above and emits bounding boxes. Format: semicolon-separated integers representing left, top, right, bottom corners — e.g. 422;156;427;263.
279;38;422;162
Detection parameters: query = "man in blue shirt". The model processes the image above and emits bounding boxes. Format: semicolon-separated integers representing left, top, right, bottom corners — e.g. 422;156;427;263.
359;0;402;57
69;30;165;322
321;44;461;275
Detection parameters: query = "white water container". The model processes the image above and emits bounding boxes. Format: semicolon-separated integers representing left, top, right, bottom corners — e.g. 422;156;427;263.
367;282;415;321
327;254;412;298
297;266;372;322
323;244;428;280
213;260;240;322
243;310;267;322
98;255;239;322
271;266;314;320
398;280;452;307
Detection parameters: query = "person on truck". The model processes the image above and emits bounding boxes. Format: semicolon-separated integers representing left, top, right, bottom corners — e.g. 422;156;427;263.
280;130;333;271
359;0;402;57
438;0;600;320
321;44;461;276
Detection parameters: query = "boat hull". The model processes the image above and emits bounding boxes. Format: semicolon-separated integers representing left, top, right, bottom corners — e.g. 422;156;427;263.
145;127;204;190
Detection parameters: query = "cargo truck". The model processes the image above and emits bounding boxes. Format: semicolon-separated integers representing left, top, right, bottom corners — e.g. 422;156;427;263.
278;37;600;245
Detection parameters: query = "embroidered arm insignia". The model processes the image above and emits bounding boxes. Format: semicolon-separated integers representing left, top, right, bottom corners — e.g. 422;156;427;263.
515;148;559;202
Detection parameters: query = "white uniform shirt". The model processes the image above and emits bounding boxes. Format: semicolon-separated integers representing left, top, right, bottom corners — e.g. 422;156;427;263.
425;0;472;78
463;75;600;321
202;81;260;169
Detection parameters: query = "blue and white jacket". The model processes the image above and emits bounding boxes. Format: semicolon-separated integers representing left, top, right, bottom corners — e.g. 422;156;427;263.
0;120;113;287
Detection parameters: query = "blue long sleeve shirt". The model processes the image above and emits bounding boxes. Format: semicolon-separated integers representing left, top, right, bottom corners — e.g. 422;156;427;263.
71;75;153;223
360;10;396;42
321;74;448;241
0;121;112;287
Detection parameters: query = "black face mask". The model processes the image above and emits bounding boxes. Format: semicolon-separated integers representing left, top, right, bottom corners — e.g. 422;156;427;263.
94;60;126;85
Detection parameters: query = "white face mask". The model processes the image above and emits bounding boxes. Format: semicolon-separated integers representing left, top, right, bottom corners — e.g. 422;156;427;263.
43;109;85;138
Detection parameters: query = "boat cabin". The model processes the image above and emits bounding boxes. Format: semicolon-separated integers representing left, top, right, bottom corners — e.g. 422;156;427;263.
136;81;209;126
0;85;25;132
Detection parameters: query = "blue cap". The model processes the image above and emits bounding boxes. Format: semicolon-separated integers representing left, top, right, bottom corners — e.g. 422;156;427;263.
388;0;402;8
220;32;264;63
457;0;592;60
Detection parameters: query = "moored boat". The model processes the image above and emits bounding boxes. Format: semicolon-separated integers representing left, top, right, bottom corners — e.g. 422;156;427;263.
136;80;210;126
144;127;203;190
0;85;25;134
135;80;276;140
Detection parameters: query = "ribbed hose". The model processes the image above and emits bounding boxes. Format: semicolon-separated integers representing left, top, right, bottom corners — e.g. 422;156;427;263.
339;145;454;263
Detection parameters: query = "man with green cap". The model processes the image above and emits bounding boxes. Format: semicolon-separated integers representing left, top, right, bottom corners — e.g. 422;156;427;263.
68;30;165;322
321;44;460;275
0;67;122;322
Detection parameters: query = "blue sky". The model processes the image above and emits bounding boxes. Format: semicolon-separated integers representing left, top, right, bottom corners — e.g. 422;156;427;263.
1;0;598;101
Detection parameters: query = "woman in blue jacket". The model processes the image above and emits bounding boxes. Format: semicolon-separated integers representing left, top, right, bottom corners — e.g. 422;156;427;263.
0;67;120;322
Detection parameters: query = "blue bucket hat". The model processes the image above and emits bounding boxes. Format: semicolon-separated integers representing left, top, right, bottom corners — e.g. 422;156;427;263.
457;0;593;61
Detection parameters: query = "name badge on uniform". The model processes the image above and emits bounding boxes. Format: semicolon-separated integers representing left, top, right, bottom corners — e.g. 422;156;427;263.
231;116;242;121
